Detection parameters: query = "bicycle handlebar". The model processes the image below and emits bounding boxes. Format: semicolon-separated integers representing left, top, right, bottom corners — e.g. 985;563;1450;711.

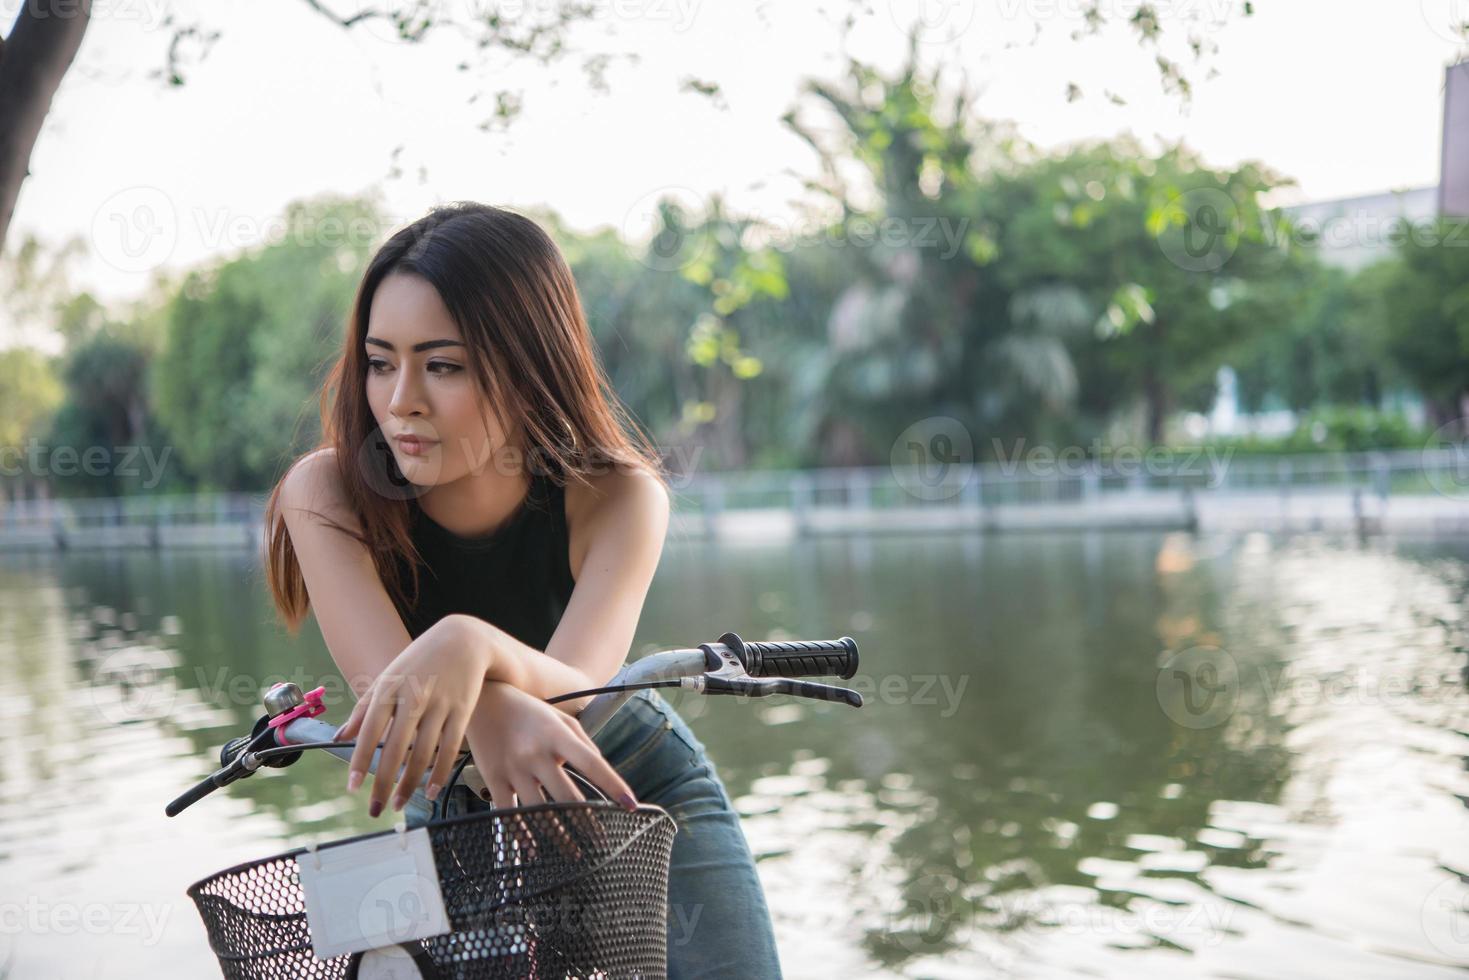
718;633;859;679
166;632;862;816
165;770;239;818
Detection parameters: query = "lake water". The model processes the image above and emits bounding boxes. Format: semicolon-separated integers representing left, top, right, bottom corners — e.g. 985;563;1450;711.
2;529;1467;977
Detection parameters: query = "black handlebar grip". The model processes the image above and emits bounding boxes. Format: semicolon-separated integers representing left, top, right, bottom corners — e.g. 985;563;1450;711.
721;633;859;679
166;771;227;817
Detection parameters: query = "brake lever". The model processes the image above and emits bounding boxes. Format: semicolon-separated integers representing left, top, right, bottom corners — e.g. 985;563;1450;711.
682;675;864;708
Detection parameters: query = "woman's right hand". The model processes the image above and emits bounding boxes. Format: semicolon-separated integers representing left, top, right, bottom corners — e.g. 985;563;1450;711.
465;681;638;811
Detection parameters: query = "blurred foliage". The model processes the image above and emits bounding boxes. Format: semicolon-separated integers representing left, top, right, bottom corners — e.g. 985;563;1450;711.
0;348;63;449
1200;407;1432;456
1373;218;1469;427
151;196;378;491
2;41;1466;496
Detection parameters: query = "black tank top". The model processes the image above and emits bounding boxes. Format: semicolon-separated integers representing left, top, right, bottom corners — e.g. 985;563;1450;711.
393;471;576;648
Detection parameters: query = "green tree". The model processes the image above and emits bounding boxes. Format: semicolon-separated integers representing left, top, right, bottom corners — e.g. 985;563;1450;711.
0;347;61;451
1376;218;1469;429
152;196;378;491
46;329;180;496
1229;261;1398;413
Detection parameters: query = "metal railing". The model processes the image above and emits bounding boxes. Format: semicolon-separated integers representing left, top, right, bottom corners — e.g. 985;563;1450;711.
1;449;1466;548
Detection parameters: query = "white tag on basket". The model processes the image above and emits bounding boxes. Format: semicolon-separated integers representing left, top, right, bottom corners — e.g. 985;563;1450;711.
296;825;451;959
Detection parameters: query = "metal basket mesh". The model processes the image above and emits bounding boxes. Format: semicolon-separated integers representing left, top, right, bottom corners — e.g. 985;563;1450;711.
187;801;678;979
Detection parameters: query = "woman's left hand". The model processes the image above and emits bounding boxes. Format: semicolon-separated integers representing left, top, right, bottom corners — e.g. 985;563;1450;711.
336;616;490;816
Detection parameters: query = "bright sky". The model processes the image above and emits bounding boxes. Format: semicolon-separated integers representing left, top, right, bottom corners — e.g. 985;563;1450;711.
8;0;1467;327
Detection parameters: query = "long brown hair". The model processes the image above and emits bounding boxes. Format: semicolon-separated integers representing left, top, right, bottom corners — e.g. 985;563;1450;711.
263;202;668;633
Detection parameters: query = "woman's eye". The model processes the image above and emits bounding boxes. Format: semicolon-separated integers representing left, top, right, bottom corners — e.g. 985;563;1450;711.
365;360;458;376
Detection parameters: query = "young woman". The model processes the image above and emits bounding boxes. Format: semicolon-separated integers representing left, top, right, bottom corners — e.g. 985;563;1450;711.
261;202;782;977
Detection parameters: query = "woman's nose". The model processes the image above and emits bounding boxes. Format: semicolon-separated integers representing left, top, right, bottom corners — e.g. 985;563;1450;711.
388;368;428;417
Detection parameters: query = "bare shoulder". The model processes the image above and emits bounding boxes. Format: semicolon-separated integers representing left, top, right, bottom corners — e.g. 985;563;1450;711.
563;463;670;525
280;447;353;522
563;464;670;579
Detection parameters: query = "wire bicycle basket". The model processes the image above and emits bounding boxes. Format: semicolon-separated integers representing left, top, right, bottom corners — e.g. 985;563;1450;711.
170;634;863;977
187;800;678;979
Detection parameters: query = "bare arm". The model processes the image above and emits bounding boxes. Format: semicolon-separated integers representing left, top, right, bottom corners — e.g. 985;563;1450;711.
278;449;413;697
282;451;669;709
285;451;666;813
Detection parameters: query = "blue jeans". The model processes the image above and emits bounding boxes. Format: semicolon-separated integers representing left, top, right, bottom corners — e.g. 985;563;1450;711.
403;688;783;979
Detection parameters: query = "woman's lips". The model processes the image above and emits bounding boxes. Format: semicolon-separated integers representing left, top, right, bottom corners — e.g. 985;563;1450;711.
394;436;439;457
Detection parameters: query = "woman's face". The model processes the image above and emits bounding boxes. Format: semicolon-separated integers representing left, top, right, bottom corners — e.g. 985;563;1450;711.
364;271;511;489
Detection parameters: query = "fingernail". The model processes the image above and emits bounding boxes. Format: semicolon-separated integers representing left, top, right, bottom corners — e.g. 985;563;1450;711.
347;771;362;793
392;796;405;813
618;793;637;812
426;782;441;801
369;800;383;818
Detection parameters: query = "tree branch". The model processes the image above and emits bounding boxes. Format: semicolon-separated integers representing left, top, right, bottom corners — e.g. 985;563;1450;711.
0;0;93;252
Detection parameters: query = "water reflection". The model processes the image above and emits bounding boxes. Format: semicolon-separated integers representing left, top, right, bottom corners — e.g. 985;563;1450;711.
0;531;1465;977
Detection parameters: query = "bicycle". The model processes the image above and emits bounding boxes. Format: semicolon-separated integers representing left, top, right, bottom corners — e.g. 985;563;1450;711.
167;632;864;979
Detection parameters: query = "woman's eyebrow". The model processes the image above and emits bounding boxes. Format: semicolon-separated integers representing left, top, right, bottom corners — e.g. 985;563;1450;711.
364;337;466;352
